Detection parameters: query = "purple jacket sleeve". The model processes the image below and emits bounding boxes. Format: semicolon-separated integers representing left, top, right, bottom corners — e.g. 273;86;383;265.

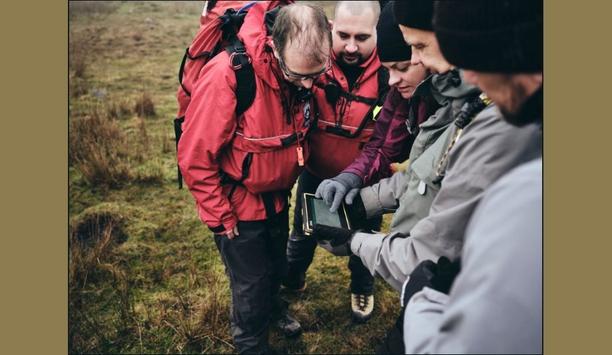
343;87;415;186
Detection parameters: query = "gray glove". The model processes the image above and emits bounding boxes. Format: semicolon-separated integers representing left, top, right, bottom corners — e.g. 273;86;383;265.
315;172;362;213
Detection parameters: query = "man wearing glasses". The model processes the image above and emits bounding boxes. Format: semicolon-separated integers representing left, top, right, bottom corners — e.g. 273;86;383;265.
283;1;387;323
177;3;331;353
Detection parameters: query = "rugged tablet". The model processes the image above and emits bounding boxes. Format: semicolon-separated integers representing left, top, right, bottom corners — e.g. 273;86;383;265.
302;193;351;235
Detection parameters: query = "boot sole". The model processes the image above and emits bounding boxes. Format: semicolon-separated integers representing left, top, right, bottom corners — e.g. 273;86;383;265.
283;328;303;338
282;282;307;293
351;312;373;324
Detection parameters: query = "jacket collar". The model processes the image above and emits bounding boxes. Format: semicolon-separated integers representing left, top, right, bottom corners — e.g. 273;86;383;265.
329;49;381;90
430;69;480;105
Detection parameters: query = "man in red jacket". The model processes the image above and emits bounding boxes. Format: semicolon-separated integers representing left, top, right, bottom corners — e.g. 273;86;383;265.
178;3;331;354
284;1;391;323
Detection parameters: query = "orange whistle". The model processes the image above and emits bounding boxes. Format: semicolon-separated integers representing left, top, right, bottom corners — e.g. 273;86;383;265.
296;146;304;166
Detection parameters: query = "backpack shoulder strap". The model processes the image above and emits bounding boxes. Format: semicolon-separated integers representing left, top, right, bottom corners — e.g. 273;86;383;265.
219;6;256;117
225;37;256;117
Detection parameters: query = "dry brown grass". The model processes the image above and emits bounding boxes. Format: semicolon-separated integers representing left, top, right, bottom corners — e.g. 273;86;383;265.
153;274;233;353
134;92;156;118
69;33;88;79
69;203;130;287
69;29;93;99
161;131;174;154
106;97;133;119
69;109;132;188
69;1;120;19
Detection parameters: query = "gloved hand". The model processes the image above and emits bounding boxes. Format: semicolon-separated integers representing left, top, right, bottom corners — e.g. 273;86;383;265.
312;224;355;256
315;172;362;213
345;193;368;230
431;256;461;294
400;256;461;307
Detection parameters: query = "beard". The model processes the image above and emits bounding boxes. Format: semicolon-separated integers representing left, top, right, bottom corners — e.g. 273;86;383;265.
340;52;364;65
499;86;543;127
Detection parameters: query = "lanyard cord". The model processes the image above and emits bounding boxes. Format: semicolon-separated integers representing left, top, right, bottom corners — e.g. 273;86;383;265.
434;93;492;180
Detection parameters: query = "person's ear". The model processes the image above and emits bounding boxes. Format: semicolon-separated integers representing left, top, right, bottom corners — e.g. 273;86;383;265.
328;19;333;30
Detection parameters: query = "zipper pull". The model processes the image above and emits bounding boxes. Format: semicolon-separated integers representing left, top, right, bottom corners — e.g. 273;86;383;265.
296;146;304;166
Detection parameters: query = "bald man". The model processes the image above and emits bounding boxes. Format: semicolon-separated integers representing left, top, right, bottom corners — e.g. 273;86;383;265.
283;1;388;323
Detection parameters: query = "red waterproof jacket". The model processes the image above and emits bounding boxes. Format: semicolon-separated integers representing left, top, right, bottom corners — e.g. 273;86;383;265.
307;50;383;179
178;2;314;234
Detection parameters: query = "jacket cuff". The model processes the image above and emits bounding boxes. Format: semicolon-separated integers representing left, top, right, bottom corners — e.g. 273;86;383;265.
341;167;366;185
208;216;238;235
359;186;383;219
350;232;367;256
350;232;386;279
208;225;226;234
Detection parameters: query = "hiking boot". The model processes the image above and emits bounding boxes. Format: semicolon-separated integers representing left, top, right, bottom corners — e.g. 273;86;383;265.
282;280;307;293
351;293;374;323
281;273;307;293
275;312;302;338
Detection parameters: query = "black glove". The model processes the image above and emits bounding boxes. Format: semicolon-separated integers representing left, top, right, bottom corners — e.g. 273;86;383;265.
401;256;461;307
345;193;368;230
431;256;461;294
312;224;355;256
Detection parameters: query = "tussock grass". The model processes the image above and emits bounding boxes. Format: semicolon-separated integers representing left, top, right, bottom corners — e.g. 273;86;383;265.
135;92;156;118
69;202;135;353
106;97;132;119
69;109;132;188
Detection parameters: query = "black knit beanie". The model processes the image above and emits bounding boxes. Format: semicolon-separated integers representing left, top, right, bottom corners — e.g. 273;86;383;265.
392;0;434;31
377;2;412;62
433;0;543;73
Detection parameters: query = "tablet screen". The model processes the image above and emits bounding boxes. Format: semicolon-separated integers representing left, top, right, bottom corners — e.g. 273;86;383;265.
311;197;343;228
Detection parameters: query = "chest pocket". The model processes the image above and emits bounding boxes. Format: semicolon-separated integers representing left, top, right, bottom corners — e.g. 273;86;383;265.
409;124;455;196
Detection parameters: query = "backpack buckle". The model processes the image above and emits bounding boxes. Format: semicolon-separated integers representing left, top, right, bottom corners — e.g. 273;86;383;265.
229;51;252;71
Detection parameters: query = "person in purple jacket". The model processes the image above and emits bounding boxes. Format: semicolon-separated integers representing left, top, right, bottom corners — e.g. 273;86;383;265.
284;1;437;322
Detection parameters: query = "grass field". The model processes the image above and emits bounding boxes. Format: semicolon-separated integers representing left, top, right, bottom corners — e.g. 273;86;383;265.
69;2;399;353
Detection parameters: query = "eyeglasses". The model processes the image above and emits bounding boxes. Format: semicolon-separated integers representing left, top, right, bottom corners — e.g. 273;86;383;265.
277;55;330;82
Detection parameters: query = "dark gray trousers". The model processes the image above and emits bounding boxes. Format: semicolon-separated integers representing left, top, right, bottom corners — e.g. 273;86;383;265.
214;208;289;354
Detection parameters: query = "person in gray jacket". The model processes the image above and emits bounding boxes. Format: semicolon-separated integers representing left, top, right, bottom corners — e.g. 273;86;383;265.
400;0;543;353
314;0;542;292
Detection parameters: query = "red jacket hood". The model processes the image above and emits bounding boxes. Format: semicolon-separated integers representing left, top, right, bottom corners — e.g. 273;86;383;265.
237;2;285;90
